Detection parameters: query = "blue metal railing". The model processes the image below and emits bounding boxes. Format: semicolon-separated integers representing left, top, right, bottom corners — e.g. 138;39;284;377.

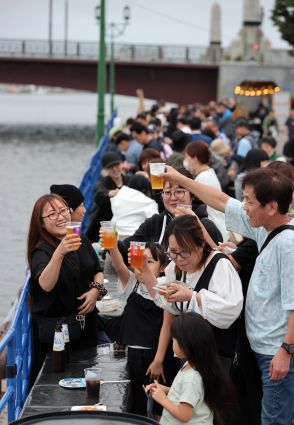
0;272;32;423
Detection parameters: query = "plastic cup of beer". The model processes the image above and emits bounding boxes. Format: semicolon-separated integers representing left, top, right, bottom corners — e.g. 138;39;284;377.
84;367;102;399
66;222;81;235
149;163;165;190
100;221;116;249
130;241;146;270
176;204;192;210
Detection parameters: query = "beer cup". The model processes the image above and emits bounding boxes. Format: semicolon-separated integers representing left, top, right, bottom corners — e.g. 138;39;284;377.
149;163;165;190
84;367;102;399
129;241;146;270
176;204;192;210
100;221;117;249
66;221;81;235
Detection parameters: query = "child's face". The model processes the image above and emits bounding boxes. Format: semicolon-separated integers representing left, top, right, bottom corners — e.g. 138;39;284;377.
172;338;185;359
135;248;162;281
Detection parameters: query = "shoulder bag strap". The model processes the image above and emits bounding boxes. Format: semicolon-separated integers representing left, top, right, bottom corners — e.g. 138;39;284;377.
259;224;294;254
194;253;228;292
132;281;140;293
175;271;187;313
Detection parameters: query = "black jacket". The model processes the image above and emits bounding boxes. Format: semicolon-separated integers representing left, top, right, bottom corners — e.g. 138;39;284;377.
118;201;223;264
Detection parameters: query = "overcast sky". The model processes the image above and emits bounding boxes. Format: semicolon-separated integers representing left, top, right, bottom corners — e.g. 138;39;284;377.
0;0;290;49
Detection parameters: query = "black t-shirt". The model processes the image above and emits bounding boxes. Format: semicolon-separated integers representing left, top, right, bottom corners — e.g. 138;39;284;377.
30;234;102;317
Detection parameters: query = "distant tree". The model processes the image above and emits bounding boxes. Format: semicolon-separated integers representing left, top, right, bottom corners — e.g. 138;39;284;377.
271;0;294;49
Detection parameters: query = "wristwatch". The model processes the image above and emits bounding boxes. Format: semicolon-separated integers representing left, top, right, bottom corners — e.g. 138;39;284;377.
281;342;294;354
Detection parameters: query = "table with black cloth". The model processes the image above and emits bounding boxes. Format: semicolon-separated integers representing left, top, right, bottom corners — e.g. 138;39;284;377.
22;345;131;418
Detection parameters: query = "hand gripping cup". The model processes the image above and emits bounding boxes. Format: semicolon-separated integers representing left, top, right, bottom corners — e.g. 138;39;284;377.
130;241;146;270
176;204;192;210
149;163;165;190
84;367;102;399
66;222;81;235
100;221;117;249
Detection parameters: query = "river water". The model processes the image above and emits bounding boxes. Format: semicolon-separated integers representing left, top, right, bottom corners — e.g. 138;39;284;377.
0;90;160;321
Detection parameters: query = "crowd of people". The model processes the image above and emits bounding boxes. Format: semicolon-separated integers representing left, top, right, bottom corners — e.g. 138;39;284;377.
26;96;294;425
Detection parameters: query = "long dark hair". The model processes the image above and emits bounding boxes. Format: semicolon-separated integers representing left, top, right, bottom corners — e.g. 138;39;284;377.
171;312;234;424
165;215;211;273
27;194;69;269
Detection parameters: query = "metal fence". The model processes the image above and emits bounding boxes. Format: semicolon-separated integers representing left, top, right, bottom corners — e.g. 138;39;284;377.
0;39;207;64
0;273;32;423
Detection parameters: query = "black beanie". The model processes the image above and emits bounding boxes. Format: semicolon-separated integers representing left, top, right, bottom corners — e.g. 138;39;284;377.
101;152;122;169
50;184;84;211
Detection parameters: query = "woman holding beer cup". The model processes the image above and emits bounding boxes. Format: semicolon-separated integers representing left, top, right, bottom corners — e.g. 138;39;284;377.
141;215;243;381
117;168;223;265
27;193;108;384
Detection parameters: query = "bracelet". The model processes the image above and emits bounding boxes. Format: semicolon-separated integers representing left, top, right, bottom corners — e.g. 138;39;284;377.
89;282;108;300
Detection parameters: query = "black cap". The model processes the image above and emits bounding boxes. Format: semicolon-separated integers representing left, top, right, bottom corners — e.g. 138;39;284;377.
50;184;84;211
101;152;122;169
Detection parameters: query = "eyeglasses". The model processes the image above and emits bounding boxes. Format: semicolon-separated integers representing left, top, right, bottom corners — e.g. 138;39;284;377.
162;189;187;199
166;250;192;260
42;207;70;221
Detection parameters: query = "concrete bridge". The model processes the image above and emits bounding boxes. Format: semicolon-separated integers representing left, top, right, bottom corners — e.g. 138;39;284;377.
0;39;218;104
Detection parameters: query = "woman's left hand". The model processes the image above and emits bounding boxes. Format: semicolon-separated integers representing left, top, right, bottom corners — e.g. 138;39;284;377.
164;283;192;303
174;207;196;218
77;289;98;315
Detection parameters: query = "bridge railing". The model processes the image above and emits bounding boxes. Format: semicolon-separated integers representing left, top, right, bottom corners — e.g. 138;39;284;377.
0;39;208;64
0;273;32;423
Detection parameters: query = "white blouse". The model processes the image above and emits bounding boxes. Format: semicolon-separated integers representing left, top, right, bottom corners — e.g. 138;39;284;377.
155;251;243;329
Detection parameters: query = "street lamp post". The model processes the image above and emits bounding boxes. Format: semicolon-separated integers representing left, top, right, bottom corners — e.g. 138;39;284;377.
95;3;130;145
108;6;130;115
95;0;106;146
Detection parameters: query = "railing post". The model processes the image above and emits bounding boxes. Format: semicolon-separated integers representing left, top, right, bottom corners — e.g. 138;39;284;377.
15;319;23;415
130;45;135;60
7;340;16;423
76;42;80;58
22;299;29;399
185;46;189;62
158;46;163;60
21;41;25;55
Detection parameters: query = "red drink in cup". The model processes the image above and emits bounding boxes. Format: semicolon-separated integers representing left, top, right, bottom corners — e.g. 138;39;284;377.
130;242;146;269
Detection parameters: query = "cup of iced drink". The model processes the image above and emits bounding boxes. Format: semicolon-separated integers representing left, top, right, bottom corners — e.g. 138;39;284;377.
130;241;146;269
149;163;165;190
84;367;102;399
100;221;116;249
176;204;192;210
66;222;81;235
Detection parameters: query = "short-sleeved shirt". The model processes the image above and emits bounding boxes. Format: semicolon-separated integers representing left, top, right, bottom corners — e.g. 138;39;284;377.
160;366;213;425
118;272;152;301
225;198;294;354
237;137;252;158
154;252;243;329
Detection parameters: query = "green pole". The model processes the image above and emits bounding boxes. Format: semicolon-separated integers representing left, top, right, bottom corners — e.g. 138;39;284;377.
96;0;105;146
110;36;115;115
